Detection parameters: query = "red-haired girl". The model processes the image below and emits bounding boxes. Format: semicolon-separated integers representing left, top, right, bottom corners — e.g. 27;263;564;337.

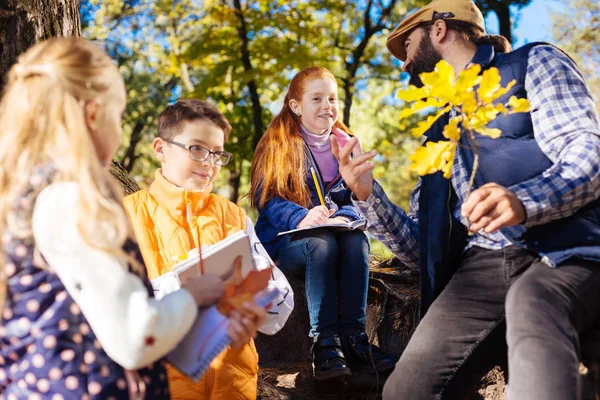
249;66;396;381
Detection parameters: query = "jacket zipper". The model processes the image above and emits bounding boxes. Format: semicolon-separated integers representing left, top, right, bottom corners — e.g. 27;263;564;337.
304;142;344;201
205;365;216;397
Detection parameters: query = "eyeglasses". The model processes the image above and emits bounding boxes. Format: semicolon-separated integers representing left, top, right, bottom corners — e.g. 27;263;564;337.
164;139;232;166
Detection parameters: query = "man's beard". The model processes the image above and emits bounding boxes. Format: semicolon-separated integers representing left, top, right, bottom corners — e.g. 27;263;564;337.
407;32;443;88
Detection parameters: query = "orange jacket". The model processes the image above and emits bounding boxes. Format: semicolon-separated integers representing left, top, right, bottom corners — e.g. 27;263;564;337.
123;170;258;399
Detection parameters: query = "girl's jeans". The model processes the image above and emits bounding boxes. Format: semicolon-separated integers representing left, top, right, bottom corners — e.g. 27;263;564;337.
277;229;370;337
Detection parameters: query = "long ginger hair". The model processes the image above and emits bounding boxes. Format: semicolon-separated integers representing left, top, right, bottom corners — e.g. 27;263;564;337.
250;67;351;209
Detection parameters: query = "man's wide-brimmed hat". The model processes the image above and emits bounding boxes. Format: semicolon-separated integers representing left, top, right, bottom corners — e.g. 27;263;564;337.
387;0;485;61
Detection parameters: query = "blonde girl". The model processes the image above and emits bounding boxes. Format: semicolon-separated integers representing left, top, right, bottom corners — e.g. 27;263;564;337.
0;37;261;399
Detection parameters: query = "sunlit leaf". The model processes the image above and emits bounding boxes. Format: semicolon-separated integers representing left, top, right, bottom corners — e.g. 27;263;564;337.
454;64;481;96
409;140;456;178
421;60;455;103
410;108;446;138
507;96;531;113
489;79;516;102
477;68;502;104
420;60;455;92
443;116;463;141
396;85;430;102
468;104;501;130
474;126;502;138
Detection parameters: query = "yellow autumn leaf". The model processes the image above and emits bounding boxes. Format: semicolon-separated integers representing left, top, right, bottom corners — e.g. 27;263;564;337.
468;104;501;130
399;107;416;121
489;79;516;102
443;116;463;141
410;107;448;138
454;64;482;97
474;126;502;138
396;85;430;102
421;60;455;99
399;97;447;121
478;68;502;104
494;103;509;114
507;96;530;113
409;141;456;177
441;142;457;179
456;90;478;116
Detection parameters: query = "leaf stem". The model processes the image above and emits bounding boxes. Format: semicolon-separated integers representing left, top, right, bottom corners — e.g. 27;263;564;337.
464;129;479;196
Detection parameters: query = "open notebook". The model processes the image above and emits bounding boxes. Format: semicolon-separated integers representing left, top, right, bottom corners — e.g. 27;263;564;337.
277;218;367;236
152;231;279;380
151;230;256;298
167;286;280;381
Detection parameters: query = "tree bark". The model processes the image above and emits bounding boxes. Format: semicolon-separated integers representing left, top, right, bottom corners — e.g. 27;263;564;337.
110;161;140;195
494;3;513;45
121;120;145;173
231;0;264;149
0;0;139;194
0;0;81;91
228;168;241;204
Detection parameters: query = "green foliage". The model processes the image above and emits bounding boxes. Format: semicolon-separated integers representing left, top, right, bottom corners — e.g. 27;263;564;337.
81;0;427;241
474;0;532;14
551;0;600;112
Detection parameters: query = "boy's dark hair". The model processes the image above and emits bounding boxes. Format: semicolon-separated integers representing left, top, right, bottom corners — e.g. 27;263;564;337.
157;99;232;141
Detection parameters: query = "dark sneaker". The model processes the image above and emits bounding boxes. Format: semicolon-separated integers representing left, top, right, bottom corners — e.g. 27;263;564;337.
312;332;352;381
342;331;398;374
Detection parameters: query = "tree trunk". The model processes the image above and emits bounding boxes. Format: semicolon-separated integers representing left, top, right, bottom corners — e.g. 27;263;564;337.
495;3;513;45
110;161;141;195
342;77;354;127
0;0;81;91
121;120;145;173
231;0;264;149
0;0;139;194
228;168;241;204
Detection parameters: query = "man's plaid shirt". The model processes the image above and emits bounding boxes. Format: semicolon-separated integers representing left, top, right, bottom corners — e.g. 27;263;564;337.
353;45;600;269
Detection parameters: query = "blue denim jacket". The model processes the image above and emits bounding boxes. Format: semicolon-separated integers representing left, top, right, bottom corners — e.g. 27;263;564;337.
254;143;363;259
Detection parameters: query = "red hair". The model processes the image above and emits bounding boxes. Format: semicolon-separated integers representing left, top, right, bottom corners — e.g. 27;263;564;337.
250;66;351;209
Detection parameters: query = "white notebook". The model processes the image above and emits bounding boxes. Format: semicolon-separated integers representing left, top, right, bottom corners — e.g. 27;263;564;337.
151;231;256;299
167;287;281;381
277;218;367;236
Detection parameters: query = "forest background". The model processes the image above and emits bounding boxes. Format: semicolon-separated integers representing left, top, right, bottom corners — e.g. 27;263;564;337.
75;0;600;257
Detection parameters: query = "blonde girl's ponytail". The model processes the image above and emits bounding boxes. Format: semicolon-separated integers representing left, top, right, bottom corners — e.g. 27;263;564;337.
0;38;140;296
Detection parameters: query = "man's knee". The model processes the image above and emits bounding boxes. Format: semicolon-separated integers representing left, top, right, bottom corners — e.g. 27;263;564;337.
382;353;426;400
382;327;449;399
506;268;571;340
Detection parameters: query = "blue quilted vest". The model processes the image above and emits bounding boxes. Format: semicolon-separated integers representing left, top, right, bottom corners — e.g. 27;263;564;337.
419;43;600;315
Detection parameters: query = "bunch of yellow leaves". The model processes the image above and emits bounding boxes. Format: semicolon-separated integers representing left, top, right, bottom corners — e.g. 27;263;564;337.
398;60;530;183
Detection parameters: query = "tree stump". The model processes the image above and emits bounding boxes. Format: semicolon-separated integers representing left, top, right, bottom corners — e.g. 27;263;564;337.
255;257;421;399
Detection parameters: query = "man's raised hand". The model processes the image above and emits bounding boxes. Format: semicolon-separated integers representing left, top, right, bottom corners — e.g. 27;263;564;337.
331;136;376;201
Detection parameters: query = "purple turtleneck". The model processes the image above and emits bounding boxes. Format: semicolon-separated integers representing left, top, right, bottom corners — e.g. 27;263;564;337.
300;126;339;184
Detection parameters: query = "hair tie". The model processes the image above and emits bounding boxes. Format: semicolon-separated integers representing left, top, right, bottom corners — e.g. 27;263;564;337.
12;63;56;81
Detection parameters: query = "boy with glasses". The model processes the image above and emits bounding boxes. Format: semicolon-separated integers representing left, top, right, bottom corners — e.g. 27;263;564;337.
123;98;293;399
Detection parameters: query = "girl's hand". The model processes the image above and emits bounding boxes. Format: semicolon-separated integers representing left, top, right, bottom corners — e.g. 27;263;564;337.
328;216;349;224
181;273;224;307
297;206;334;228
228;302;267;349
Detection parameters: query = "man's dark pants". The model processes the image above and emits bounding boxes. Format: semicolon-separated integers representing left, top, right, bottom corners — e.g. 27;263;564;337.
382;246;600;400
